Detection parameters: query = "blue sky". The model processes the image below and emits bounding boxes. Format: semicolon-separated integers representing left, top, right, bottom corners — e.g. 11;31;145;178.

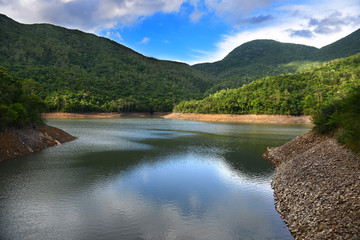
1;0;360;64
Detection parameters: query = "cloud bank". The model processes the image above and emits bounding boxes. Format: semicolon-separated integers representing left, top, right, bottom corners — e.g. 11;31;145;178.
0;0;275;31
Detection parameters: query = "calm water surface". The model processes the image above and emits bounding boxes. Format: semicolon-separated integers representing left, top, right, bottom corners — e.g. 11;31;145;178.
0;118;311;240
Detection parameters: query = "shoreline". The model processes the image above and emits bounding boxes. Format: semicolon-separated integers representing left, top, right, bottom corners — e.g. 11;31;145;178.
42;112;170;119
163;113;312;124
263;131;360;239
43;112;312;124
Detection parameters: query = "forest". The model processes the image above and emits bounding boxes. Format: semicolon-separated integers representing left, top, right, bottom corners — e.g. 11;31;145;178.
194;28;360;92
0;67;45;128
0;14;215;113
1;14;360;113
174;54;360;116
313;86;360;153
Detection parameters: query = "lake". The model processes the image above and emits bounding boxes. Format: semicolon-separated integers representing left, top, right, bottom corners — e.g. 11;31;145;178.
0;118;311;240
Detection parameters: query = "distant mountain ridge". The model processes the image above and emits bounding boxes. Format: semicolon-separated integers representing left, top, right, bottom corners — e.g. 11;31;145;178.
194;40;318;76
194;28;360;92
0;13;359;112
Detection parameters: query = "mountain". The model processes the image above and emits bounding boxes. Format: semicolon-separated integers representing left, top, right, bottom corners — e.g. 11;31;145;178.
175;53;360;116
194;28;360;93
316;28;360;61
1;14;359;113
194;40;318;77
0;14;216;112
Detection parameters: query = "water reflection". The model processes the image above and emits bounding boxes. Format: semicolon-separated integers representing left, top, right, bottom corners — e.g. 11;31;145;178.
0;118;310;240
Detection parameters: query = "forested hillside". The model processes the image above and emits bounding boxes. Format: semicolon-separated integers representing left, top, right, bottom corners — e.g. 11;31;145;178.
194;29;360;92
313;86;360;153
0;67;44;128
1;14;359;113
174;54;360;116
0;14;215;112
194;40;319;92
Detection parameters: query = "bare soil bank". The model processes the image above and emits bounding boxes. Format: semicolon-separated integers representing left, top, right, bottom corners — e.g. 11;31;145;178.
0;125;75;161
42;112;169;119
263;131;360;239
164;113;312;124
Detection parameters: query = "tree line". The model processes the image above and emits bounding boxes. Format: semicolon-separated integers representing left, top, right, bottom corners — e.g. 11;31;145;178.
174;54;360;116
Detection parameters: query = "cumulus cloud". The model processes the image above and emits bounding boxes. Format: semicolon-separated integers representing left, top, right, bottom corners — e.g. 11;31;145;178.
0;0;99;30
106;31;123;41
94;0;184;25
189;9;204;23
139;37;150;44
0;0;276;32
0;0;185;32
309;11;360;34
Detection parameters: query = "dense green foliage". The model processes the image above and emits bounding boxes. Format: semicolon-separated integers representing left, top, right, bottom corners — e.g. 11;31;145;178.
0;67;45;128
174;54;360;116
313;87;360;153
194;29;360;92
0;14;359;114
0;14;215;112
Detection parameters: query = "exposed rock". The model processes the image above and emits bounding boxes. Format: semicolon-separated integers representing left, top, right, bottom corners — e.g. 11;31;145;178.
0;125;75;161
263;131;360;240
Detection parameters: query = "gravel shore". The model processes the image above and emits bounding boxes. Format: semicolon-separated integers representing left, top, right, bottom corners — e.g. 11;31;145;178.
263;131;360;239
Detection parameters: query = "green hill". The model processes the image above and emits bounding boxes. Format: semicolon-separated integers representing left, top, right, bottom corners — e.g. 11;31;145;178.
194;29;360;93
0;14;216;112
316;28;360;61
174;53;360;115
1;14;359;113
194;40;318;77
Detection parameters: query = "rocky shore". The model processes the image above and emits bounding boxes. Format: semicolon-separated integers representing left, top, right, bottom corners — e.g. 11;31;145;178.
0;125;75;161
263;131;360;239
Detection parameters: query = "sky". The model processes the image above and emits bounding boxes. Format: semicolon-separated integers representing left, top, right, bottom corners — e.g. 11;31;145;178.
1;0;360;64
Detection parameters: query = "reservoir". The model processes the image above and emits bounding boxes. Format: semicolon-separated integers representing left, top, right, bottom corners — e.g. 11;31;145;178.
0;118;310;240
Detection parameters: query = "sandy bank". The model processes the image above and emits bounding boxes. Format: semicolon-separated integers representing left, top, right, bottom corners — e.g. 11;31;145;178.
263;131;360;239
164;113;312;124
0;125;75;161
42;112;169;119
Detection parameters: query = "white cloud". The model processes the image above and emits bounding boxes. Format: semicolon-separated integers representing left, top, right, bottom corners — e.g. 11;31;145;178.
139;37;150;44
0;0;279;32
94;0;184;25
189;8;204;23
106;31;124;41
0;0;187;32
